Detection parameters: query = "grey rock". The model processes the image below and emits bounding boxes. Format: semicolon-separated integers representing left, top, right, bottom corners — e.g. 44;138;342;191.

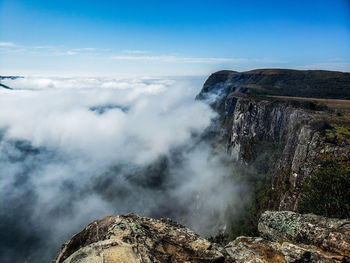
225;237;342;263
258;211;350;259
55;214;229;263
55;211;350;263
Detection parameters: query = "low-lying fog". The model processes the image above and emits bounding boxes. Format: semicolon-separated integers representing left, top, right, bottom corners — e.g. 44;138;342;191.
0;76;240;262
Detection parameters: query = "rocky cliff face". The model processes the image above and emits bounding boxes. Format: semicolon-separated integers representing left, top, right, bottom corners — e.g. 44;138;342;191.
227;97;350;210
55;211;350;263
198;69;350;211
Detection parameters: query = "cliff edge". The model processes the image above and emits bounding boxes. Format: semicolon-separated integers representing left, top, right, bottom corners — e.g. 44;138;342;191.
55;211;350;263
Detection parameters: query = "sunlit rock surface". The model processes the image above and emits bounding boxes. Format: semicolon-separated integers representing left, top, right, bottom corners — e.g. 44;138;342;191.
55;211;349;263
55;214;228;263
226;237;343;263
258;211;350;260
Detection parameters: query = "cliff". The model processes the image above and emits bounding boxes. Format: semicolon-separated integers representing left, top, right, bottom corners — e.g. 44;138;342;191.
55;211;350;263
197;69;350;211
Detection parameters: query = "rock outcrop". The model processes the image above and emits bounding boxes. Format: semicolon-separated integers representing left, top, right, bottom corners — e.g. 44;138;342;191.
226;211;350;262
258;211;350;259
55;211;350;263
225;236;345;263
55;214;228;263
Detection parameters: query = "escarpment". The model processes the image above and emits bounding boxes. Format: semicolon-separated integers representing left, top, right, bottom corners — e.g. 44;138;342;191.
197;69;350;211
55;211;350;263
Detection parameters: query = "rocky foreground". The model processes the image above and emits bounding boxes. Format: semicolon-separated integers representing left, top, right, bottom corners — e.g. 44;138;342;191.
55;211;350;263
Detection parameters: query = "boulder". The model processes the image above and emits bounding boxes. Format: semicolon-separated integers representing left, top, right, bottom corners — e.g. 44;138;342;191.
55;214;228;263
258;211;350;259
226;237;343;263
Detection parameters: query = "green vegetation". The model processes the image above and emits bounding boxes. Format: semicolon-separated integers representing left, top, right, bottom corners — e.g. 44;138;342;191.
262;97;331;112
325;126;350;145
297;158;350;219
203;69;350;100
225;168;273;239
244;70;350;100
210;165;273;245
240;136;285;166
210;139;284;245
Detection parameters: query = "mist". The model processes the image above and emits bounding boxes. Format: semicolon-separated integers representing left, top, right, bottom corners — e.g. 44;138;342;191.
0;76;240;262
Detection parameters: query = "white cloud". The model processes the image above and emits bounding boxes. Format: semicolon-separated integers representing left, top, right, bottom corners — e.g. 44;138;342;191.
122;49;148;54
61;50;77;56
30;45;55;49
110;55;287;64
111;55;234;63
72;47;97;51
0;41;15;47
0;77;213;164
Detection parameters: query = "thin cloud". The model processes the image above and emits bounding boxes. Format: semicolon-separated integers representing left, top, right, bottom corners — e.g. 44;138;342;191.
0;42;15;47
0;42;99;56
111;55;233;63
30;45;55;49
110;55;287;64
59;50;78;56
122;49;148;54
73;47;97;51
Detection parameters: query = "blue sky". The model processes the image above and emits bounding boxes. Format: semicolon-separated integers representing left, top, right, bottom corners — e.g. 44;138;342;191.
1;0;350;76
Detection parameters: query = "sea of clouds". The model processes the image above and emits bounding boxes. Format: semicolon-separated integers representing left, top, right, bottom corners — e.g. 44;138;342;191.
0;76;240;262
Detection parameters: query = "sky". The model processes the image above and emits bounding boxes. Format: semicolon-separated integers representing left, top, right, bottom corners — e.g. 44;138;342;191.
0;0;350;76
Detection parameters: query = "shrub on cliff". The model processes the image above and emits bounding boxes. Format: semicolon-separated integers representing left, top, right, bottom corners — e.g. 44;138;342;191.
297;158;350;219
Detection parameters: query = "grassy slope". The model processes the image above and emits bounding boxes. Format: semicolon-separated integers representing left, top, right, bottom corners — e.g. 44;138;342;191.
202;68;350;100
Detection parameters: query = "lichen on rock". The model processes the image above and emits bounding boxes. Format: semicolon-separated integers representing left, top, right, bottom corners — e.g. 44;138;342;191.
258;211;350;259
55;211;350;263
55;213;228;263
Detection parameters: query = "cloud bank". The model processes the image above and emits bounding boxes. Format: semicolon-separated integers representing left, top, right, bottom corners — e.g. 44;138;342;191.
0;77;239;262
